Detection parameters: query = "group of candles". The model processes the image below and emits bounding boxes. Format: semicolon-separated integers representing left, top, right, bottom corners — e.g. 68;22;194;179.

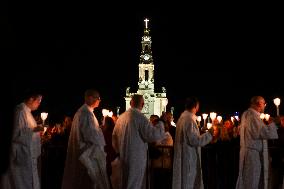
196;112;222;129
195;97;281;129
39;98;281;132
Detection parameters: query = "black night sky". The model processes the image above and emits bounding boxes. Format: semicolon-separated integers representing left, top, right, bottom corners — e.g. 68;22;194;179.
1;3;283;121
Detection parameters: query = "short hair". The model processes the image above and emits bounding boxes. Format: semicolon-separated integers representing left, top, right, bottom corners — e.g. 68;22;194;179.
23;89;42;102
250;96;264;106
150;114;159;120
130;94;143;108
150;114;160;125
185;96;199;110
84;89;99;99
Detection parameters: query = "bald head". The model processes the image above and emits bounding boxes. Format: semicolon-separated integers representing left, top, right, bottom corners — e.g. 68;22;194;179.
250;96;265;106
250;96;266;113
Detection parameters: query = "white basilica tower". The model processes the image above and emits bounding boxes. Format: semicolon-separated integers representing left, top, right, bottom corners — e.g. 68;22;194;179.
125;18;168;118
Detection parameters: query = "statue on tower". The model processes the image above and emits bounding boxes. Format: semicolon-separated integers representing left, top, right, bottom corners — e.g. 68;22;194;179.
162;87;166;93
126;87;130;96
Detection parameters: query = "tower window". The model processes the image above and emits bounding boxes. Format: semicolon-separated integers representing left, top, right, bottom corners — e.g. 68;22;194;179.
145;45;149;52
145;70;149;81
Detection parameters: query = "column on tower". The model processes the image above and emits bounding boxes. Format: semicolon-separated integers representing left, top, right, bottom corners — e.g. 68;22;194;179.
149;65;154;82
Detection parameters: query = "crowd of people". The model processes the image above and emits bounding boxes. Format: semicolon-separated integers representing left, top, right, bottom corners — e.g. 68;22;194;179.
0;89;283;189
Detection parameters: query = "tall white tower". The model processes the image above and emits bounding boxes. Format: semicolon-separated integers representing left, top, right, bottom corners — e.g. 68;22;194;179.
125;18;168;118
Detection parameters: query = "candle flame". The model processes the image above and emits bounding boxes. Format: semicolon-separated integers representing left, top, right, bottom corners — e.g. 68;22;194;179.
217;116;222;123
260;113;265;120
210;112;217;120
273;98;281;106
202;113;208;120
102;109;109;117
207;123;212;129
197;116;202;122
41;112;48;121
264;114;270;121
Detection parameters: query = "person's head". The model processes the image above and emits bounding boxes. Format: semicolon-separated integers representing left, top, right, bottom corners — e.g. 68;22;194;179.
23;91;42;111
130;94;144;111
165;111;174;123
250;96;266;113
185;96;199;114
62;116;72;128
150;114;159;125
84;89;101;109
223;119;234;130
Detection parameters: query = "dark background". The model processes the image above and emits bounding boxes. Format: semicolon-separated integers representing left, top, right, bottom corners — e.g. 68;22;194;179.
1;2;283;178
1;3;283;121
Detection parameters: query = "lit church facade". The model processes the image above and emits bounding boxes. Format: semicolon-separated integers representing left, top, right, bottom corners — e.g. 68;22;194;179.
125;18;168;118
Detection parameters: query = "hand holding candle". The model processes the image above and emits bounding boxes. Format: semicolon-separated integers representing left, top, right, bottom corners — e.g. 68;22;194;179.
207;123;212;129
264;114;270;122
260;113;265;120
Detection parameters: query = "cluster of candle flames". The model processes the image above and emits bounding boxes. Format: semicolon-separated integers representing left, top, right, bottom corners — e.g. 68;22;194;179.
39;98;281;131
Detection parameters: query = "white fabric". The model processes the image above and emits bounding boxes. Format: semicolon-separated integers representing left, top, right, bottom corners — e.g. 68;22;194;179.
110;157;121;189
235;108;278;189
172;110;212;189
62;104;110;189
156;132;173;146
112;108;166;189
0;103;41;189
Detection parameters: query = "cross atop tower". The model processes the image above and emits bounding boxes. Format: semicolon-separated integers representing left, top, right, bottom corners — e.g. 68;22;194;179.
144;18;149;29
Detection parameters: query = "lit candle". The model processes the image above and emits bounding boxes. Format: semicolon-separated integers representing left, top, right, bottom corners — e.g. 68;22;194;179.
260;113;265;120
102;109;109;126
197;116;202;127
102;109;109;117
217;116;222;123
41;112;48;126
108;111;113;117
231;116;234;124
210;112;217;122
202;113;208;128
264;114;270;122
273;98;281;116
207;123;212;129
202;113;208;120
234;115;239;121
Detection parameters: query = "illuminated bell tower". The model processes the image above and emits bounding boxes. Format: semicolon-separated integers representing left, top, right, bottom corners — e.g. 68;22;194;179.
125;18;168;118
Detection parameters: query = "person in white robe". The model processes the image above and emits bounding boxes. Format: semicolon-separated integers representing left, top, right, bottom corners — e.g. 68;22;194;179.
235;96;279;189
112;94;166;189
172;96;213;189
61;89;110;189
0;92;43;189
